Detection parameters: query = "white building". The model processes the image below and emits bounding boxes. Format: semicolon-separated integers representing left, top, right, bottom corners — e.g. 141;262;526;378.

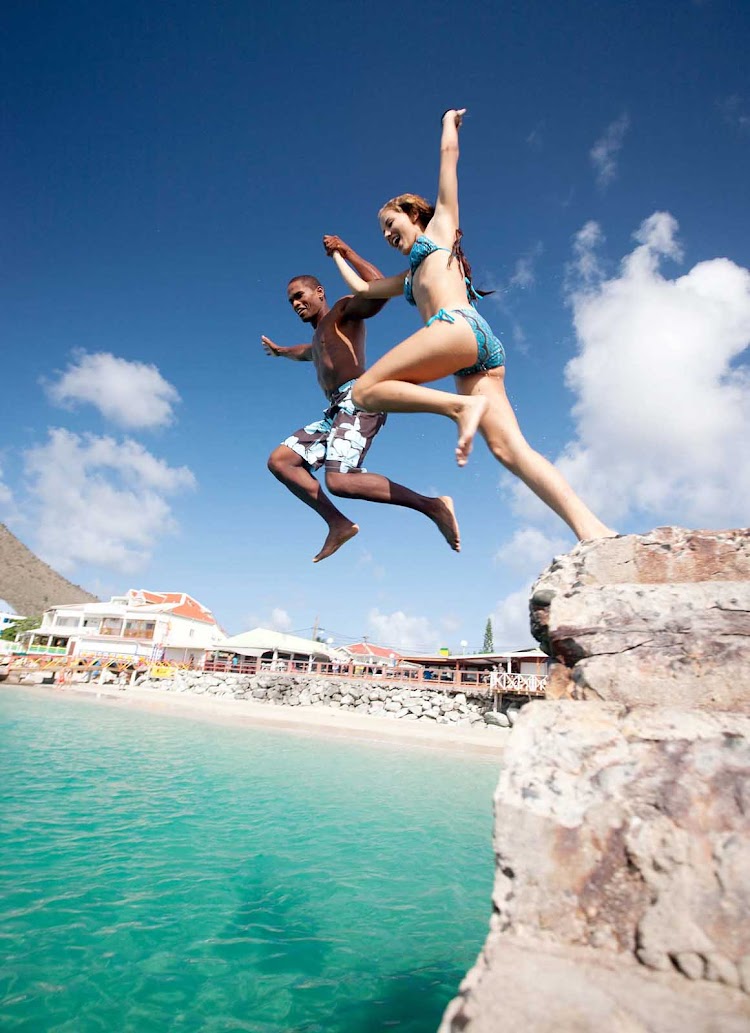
0;610;25;655
20;590;226;664
0;610;24;632
208;628;346;670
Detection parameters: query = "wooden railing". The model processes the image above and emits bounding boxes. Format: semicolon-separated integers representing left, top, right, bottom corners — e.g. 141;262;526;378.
4;652;548;698
202;657;547;696
497;671;547;697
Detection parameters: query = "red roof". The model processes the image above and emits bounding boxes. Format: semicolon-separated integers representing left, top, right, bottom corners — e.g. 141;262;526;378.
342;642;402;660
126;590;218;625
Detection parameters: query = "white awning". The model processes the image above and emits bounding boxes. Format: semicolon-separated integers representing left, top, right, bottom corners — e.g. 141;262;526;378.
218;627;346;661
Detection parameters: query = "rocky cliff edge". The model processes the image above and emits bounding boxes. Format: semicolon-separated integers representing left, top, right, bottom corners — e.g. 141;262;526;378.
440;528;750;1032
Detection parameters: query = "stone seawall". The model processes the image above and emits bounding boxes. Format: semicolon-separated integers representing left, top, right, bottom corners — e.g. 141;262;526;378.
137;670;512;728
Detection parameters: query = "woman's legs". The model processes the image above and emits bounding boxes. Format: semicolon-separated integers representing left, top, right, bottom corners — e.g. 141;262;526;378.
352;321;488;465
457;369;615;541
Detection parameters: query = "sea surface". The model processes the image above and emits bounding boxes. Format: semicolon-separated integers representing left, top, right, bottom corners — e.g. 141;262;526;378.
0;686;498;1033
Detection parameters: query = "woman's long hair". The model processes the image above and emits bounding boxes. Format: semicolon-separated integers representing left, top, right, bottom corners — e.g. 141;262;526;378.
378;193;493;297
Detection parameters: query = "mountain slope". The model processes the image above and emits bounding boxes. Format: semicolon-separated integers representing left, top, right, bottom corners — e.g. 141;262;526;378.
0;524;99;616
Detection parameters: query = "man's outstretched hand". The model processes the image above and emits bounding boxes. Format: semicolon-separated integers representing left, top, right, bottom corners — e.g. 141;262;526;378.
261;335;281;357
323;234;347;257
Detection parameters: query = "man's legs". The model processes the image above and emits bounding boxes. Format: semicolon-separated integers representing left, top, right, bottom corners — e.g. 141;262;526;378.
323;391;460;551
324;469;460;551
267;445;360;562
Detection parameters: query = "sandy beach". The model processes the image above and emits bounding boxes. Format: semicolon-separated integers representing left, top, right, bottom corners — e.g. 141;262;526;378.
3;680;508;757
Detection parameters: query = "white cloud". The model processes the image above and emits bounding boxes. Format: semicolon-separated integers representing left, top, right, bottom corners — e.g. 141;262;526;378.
526;122;544;150
490;529;571;651
487;243;544;354
511;212;750;531
510;242;544;290
355;549;386;581
491;586;536;650
439;614;462;635
0;460;21;527
511;259;535;290
495;528;572;575
590;113;630;190
239;607;294;634
269;607;293;632
0;468;14;514
22;428;196;573
367;608;440;653
46;351;181;430
718;95;750;135
567;220;606;288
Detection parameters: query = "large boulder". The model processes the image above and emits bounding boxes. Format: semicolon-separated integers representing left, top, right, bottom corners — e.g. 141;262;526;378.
440;701;750;1031
530;527;750;710
440;935;749;1033
441;528;750;1032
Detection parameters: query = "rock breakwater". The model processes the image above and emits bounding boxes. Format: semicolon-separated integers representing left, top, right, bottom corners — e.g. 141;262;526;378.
138;670;499;727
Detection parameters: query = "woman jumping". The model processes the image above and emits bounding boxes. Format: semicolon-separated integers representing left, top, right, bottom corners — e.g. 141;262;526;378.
328;108;613;541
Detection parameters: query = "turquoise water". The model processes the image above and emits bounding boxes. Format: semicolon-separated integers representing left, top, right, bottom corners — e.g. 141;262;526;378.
0;687;498;1032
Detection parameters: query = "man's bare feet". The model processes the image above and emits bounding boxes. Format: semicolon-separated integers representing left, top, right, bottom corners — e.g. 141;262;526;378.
431;496;460;551
313;522;359;563
455;396;489;467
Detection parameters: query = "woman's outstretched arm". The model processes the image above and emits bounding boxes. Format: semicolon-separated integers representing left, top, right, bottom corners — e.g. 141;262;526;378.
330;250;405;299
433;108;465;228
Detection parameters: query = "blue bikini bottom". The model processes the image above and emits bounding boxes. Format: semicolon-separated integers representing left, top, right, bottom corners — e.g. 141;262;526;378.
425;306;506;377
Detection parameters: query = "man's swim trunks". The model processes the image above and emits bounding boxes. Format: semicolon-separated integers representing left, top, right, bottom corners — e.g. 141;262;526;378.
282;379;387;473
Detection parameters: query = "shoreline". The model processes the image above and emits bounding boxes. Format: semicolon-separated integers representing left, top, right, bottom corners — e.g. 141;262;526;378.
2;680;508;757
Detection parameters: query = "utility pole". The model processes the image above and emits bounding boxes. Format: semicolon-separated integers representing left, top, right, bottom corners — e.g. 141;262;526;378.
312;615;319;642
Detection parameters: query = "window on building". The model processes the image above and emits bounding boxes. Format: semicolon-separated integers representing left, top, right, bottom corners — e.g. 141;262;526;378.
123;620;156;640
54;616;80;629
100;618;124;636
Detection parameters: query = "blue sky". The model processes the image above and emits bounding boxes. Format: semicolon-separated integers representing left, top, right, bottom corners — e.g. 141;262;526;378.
3;0;749;651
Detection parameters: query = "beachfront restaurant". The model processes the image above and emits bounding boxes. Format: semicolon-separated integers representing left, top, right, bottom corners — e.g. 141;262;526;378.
336;642;423;678
340;642;401;664
398;646;551;696
205;628;347;675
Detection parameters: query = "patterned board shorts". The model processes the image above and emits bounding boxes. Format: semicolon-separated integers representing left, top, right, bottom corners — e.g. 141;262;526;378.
282;379;387;473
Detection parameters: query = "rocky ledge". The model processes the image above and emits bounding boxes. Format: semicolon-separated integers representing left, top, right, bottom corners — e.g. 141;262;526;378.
529;526;750;709
441;528;750;1032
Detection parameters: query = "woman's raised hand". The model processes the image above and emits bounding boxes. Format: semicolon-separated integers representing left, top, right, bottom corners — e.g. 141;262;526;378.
442;108;466;129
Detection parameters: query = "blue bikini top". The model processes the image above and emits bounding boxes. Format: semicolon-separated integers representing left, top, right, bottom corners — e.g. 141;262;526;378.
404;234;481;306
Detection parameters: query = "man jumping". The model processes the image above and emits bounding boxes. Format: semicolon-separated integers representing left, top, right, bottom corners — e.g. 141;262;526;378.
262;235;460;563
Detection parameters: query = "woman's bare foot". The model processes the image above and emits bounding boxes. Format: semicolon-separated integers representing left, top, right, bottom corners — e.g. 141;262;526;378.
430;496;460;551
578;524;618;541
313;522;359;563
455;396;489;467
